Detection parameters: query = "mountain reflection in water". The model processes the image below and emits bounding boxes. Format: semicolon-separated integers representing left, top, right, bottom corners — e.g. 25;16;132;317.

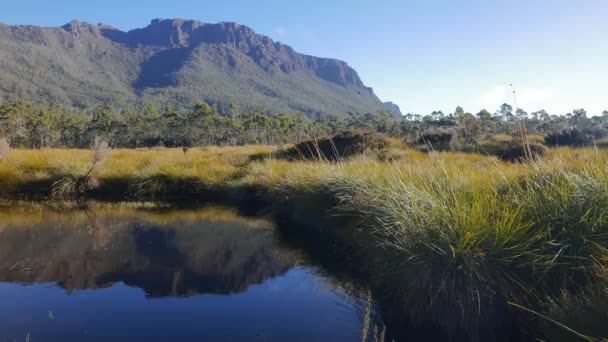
0;207;371;342
0;208;293;295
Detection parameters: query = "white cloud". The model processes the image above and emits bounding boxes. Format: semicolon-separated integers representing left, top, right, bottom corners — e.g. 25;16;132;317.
476;85;555;112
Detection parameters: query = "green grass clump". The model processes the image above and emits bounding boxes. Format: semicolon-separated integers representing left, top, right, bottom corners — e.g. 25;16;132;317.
328;158;608;272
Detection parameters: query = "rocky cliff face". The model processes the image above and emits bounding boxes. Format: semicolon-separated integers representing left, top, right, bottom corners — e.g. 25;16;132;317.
0;19;385;116
383;101;403;116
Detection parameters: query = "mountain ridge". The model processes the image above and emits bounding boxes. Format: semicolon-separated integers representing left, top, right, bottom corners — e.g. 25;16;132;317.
383;101;402;116
0;18;395;117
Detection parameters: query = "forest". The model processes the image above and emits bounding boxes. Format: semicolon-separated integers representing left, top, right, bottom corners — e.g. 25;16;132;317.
1;100;607;149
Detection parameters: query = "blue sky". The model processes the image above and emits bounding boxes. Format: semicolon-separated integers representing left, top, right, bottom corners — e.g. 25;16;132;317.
1;0;607;115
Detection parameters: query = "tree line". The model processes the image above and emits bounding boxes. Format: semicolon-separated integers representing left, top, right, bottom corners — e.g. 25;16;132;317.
1;100;607;149
401;104;608;147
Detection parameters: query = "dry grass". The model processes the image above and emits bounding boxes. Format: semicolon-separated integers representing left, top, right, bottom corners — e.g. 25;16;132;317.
0;145;276;199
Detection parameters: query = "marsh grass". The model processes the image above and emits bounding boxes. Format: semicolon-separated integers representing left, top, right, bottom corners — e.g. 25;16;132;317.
0;145;275;200
361;290;386;342
49;137;109;200
1;144;608;339
245;147;608;339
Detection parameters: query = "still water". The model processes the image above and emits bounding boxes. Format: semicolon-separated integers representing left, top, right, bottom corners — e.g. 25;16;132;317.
0;207;373;342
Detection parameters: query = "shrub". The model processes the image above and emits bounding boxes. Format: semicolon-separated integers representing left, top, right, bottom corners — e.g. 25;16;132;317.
278;131;390;161
545;129;595;147
416;130;456;151
500;142;548;162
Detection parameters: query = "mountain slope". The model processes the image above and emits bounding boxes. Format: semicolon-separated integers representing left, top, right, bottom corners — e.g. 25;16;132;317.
0;19;387;116
383;101;402;116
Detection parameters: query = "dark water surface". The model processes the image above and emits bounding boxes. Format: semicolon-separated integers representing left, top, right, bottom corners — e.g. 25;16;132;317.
0;208;372;342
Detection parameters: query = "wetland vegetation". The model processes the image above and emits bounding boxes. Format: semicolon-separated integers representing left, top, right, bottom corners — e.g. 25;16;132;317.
1;139;608;340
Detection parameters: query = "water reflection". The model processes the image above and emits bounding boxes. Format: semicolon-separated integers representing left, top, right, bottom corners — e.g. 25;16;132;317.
0;208;295;296
0;207;371;342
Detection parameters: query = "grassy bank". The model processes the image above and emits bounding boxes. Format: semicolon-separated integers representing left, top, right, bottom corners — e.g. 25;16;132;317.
245;147;608;340
0;146;275;201
1;145;608;340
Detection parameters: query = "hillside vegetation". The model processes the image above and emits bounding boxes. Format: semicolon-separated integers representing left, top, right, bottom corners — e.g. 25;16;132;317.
0;19;386;116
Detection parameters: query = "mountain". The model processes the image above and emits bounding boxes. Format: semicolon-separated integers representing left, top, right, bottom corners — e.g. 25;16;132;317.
0;18;388;116
383;101;402;116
